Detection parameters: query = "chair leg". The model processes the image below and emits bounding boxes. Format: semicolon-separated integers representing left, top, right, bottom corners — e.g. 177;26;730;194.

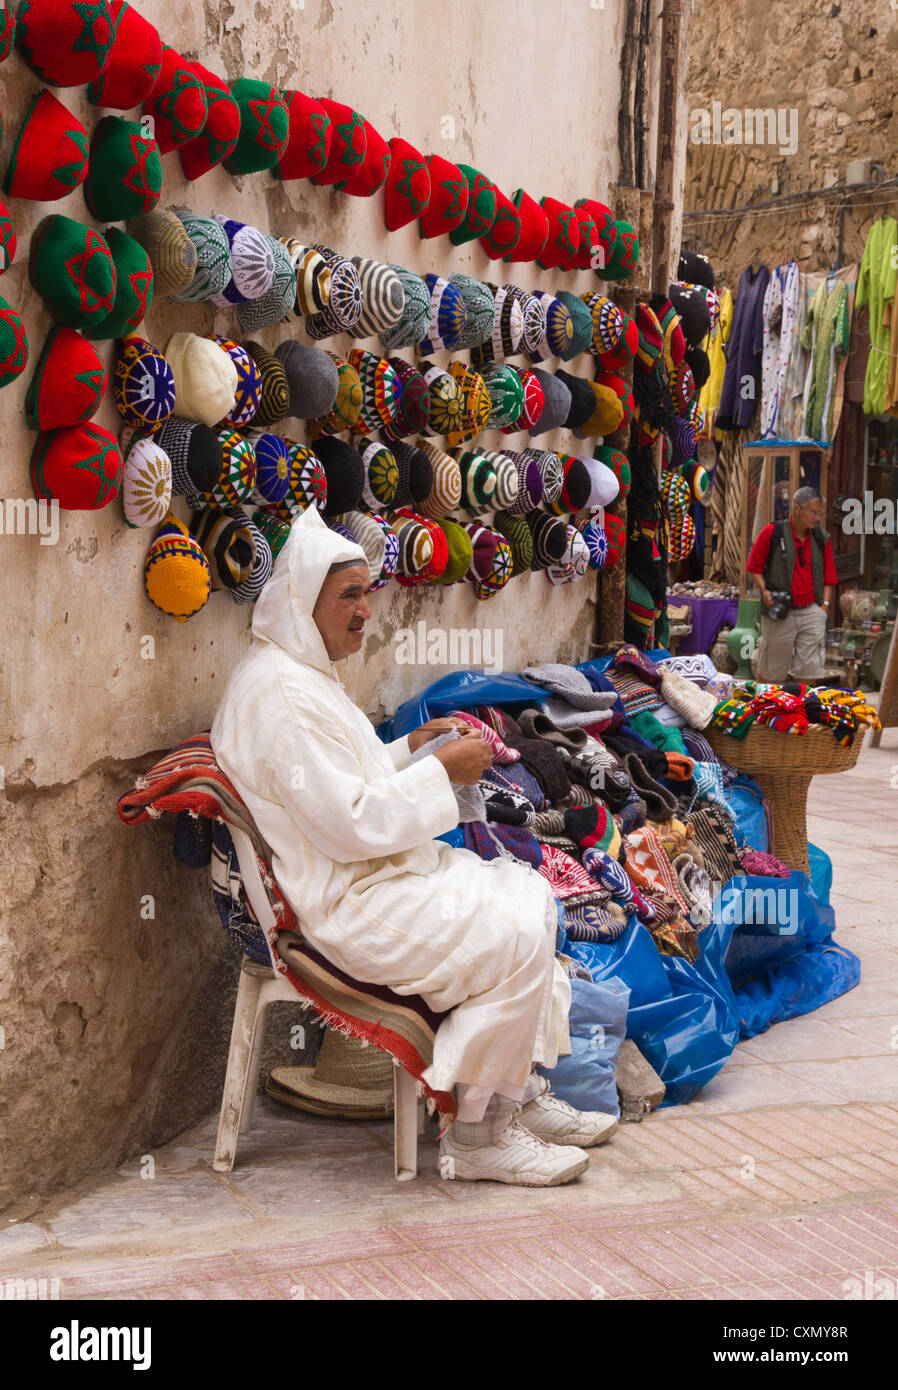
213;966;263;1173
393;1061;419;1181
239;991;271;1135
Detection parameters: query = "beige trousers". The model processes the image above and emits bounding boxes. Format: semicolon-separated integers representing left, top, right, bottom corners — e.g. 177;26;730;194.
755;604;828;683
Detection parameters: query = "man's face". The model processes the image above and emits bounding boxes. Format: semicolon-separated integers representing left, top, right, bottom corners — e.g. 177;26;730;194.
793;498;825;530
312;563;372;661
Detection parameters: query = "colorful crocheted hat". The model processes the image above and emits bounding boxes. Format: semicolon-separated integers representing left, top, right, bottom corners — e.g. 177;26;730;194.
596;311;639;371
574;198;614;267
25;324;104;429
347;349;402;432
470;284;524;368
83;227;153;341
393;508;449;586
593;443;631;500
191;430;255;510
235;236;296;333
340;509;399;590
448;274;493;350
680;457;709;501
121;433;171;528
500;368;545;435
155;418;220;497
31;420;121;510
165;330;237;427
0;198;17;272
548;454;592;513
418;153;469;238
503;189;549;264
243;341;289;427
144;46;207;154
573;512;608;569
144;516;211;622
431;517;473;584
112;334;174;432
222;78;289;175
205;335;261;428
380;357;430;441
493;509;534;576
416;441;461;517
446;361;491;447
527;369;570;436
379;266;430;350
603;509;626;567
554;291;593;360
498;451;543;515
419;273;467;355
279;240;332;319
389;511;433;580
413;361;458;441
350;257;405;339
480;186;521;260
509;286;548;357
249;433;291;504
178;62;241;179
87;0;161;109
562;206;598;272
448;165;498;247
356;436;398;510
253;508;291;565
15;0;115;85
462;523;513;600
283;442;326;512
85;115;162;222
29;216;116;331
383;136;431;230
527;510;569;568
526;293;574;364
537;197;580;271
602;221;640;281
169;213;230;303
4;91;89;202
305;247;363;338
128;209;196;298
275;89;331;179
310;100;367;187
314;437;365;516
522;447;563;503
307;352;363;438
480;363;525;430
208;217;275;307
192;507;256;591
274;341;339;420
454;448;497;511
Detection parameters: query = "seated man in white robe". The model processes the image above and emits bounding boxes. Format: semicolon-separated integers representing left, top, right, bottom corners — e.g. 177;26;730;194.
212;507;616;1186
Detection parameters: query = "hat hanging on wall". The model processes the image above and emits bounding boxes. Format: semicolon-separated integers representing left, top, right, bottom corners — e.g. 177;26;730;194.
235;236;297;333
305;247;363;338
243;340;289;427
480;186;522;261
379;265;430;350
275;89;332;180
500;367;545;435
87;0;162;110
223;78;290;175
383;136;431;230
381;357;430;441
503;189;549;264
178;63;241;179
144;515;211;622
165;331;237;427
84;115;162;223
209;217;276;306
121;434;171;528
31;420;122;510
112;334;173;433
448;165;498;247
418;153;469;238
311;99;367;186
537;197;580;271
418;360;462;439
83;227;153;341
350;256;405;339
144;45;208;154
128;209;196;298
29;215;116;331
338;118;391;197
207;334;262;428
250;433;291;505
171;213;231;303
448;274;494;350
15;0;115;86
314;436;365;516
4;91;89;203
279;239;332;319
307;351;363;437
26;324;104;430
418;272;467;355
273;341;339;421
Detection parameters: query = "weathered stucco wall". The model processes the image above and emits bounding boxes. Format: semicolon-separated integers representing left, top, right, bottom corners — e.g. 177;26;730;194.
0;0;666;1211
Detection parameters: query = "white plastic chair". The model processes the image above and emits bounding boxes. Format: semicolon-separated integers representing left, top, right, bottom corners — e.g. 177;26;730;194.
212;824;421;1180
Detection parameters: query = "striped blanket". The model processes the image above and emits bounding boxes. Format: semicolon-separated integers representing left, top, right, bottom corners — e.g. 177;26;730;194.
117;734;455;1116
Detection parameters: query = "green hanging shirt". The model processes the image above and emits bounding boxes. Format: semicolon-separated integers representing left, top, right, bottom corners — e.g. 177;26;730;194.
855;214;898;417
800;278;849;442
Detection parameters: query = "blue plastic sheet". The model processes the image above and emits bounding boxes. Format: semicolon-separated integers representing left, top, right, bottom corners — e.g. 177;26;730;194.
539;975;630;1118
723;776;769;850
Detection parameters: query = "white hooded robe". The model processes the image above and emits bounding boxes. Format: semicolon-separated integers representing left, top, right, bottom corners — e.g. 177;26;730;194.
211;507;570;1104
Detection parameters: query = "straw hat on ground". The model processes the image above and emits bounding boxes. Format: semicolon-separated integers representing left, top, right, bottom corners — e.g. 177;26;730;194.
265;1028;395;1118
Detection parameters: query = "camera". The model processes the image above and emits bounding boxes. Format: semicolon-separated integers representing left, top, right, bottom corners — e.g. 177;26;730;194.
767;590;792;621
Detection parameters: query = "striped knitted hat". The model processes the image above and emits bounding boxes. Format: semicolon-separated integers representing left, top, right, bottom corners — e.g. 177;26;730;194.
235;236;296;333
223;79;289;175
347;349;402;432
306;247;363;338
681;458;709;501
505;285;546;357
493;510;533;576
500;368;545;435
419;273;467;355
573;512;608;569
526;292;575;363
418;361;462;439
26;324;106;431
156;418;221;497
416;441;461;518
480;362;525;430
379;266;431;350
307;352;363;437
454;448;498;512
85;115;161;222
144;516;210;622
193;430;256;509
178;62;240;179
462;523;513;600
276;89;331;180
144;46;207;154
209;217;275;306
449;274;494;349
351;257;405;339
252;508;291;565
381;358;430;441
393;509;448;586
192;507;256;591
129;209;196;298
171;213;230;303
121;434;171;529
358;436;399;511
339;509;398;589
112;334;173;433
277;241;332;318
527;511;569;569
228;510;273;605
487;452;520;511
499;450;544;515
418;153;469;238
251;433;291;504
390;511;434;579
390;441;434;507
209;335;263;428
244;342;289;427
522;447;563;504
470;284;524;366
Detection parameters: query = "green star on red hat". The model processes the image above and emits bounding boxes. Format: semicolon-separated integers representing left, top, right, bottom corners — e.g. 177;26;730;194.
384;137;431;229
311;101;367;186
418;154;469;239
0;294;28;388
448;166;498;247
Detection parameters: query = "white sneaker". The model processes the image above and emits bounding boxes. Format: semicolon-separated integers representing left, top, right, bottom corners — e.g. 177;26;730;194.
520;1078;619;1148
439;1118;589;1187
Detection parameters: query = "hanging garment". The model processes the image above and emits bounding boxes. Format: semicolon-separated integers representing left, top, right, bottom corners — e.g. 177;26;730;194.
800;277;850;443
211;506;571;1103
760;261;800;438
777;271;811;439
717;264;770;431
855;214;898;417
698;285;733;439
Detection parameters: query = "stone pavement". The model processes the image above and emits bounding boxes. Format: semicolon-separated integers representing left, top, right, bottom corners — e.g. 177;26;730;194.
2;732;897;1301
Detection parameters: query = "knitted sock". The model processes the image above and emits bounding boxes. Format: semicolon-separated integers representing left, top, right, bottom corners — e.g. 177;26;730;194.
623;752;679;821
451;1092;517;1144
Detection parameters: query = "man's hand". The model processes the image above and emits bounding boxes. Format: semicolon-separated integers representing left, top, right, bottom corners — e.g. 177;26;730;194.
407;718;477;753
760;588;774;609
431;736;494;786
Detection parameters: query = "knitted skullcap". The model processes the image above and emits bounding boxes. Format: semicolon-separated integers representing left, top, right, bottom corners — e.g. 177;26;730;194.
419;360;462;439
493;510;533;576
340;509;398;589
31;421;121;511
554;370;595;430
350;257;405;339
192;430;255;510
595;312;639;372
228;510;273;605
285;442;327;512
681;458;709;501
276;89;332;180
208;218;275;307
563;206;598;272
537;197;580;271
236;236;296;333
112;334;172;433
470;284;524;367
604;510;626;567
209;335;263;428
253;508;292;565
357;436;399;510
501;188;549;264
684;345;711;391
669;414;698;468
251;433;291;504
222;78;289;175
379;266;431;350
337;118;390;198
244;342;289;427
454;448;498;511
584;294;624;355
554;291;593;360
591;445;629;502
165;331;236;428
26;325;106;431
381;358;430;441
306;248;363;338
307;352;363;438
432;518;474;584
16;0;114;85
157;418;221;497
527;510;569;569
500;450;544;515
390;511;434;578
561;524;590;574
602;221;640;282
128;210;196;299
522;447;563;503
668;282;711;348
170;214;230;304
635;303;664;368
0;1;13;63
278;240;332;319
383;136;431;230
418;153;469;238
449;274;495;350
669;361;697;415
573;512;608;569
82;227;152;342
178;63;240;179
677;248;715;291
4;90;89;203
526;292;574;364
87;0;161;108
548;454;592;513
29;216;115;331
144;516;211;622
416;441;462;517
121;433;171;528
393;509;448;586
500;368;544;435
143;46;207;154
653;294;687;371
192;507;256;591
571;381;626;440
390;441;434;507
480;186;522;260
449;165;498;247
527;369;571;436
273;341;339;421
419;273;467;355
505;286;546;357
480;362;525;429
0;195;18;270
310;100;367;187
446;361;491;446
487;451;520;511
347;349;402;432
85;115;161;223
461;523;512;600
314;437;365;516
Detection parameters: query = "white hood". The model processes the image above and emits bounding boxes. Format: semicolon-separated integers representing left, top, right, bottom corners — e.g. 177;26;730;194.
250;506;367;678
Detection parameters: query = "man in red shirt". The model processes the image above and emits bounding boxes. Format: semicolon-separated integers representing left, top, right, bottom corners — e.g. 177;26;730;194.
746;487;837;682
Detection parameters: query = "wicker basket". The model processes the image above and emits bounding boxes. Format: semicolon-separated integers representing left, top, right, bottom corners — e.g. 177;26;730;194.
704;723;864;873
